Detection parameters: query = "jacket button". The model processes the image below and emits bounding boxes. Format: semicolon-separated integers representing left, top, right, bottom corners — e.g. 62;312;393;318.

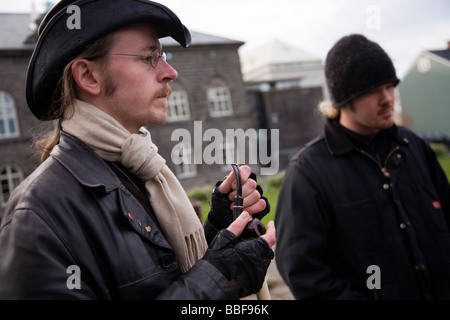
383;183;390;190
400;222;407;229
160;254;175;269
414;264;426;271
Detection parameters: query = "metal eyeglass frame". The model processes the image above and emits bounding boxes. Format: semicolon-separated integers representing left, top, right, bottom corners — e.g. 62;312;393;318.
101;48;167;68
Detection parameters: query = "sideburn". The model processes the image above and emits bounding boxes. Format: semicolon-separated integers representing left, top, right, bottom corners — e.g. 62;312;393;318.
102;74;117;97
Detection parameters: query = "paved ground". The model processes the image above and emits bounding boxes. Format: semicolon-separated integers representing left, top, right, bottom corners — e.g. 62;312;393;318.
265;252;295;300
242;246;295;300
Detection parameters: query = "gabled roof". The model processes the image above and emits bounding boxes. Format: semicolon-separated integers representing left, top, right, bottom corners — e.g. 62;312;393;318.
240;39;323;83
0;13;243;51
241;39;320;68
0;13;36;50
401;46;450;82
161;31;244;47
429;49;450;62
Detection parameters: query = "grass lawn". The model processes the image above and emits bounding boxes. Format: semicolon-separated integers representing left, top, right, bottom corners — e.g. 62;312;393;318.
262;155;450;225
438;156;450;179
192;155;450;226
189;175;283;225
196;185;279;225
259;183;279;226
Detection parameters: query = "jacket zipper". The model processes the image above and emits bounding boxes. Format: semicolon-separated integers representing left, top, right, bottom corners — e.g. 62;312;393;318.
359;146;400;179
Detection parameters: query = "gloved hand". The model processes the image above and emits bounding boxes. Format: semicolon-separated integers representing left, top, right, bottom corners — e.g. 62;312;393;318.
204;167;270;244
203;220;274;297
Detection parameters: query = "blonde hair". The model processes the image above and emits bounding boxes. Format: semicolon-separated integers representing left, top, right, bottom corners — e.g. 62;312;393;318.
317;100;340;120
35;33;117;162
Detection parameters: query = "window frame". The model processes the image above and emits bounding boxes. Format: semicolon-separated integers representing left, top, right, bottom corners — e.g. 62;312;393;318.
0;164;24;208
167;90;191;122
0;91;20;139
173;141;198;179
207;86;233;117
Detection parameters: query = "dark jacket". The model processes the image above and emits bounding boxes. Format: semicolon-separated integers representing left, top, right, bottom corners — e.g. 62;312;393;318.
275;120;450;300
0;132;238;300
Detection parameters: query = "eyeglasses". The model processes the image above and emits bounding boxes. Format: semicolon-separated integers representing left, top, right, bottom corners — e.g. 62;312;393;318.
103;48;167;68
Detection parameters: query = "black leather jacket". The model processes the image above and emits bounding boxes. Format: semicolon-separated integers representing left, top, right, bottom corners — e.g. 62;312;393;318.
0;132;238;299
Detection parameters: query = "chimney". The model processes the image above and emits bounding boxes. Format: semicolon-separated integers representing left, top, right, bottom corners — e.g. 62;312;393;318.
448;41;450;50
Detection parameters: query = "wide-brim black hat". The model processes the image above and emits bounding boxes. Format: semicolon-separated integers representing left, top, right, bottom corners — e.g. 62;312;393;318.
26;0;191;120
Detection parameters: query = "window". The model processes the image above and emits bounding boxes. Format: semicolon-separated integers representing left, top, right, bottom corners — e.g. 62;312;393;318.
417;56;431;74
207;86;233;117
173;142;197;179
167;90;190;122
0;91;20;139
221;137;235;171
1;164;23;208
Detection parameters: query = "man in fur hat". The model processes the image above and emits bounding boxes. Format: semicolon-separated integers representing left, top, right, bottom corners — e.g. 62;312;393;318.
275;34;450;300
0;0;275;299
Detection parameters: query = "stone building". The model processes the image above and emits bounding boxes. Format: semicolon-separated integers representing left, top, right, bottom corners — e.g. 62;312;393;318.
0;13;42;211
0;12;261;213
240;40;329;168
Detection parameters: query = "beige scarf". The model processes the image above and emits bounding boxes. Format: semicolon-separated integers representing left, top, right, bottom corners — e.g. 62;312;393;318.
61;99;207;273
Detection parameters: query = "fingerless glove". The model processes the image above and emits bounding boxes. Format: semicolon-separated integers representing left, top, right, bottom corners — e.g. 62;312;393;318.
203;173;271;244
203;229;274;297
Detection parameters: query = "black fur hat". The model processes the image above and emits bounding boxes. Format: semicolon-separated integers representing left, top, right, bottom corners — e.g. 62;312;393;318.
26;0;191;120
325;34;399;108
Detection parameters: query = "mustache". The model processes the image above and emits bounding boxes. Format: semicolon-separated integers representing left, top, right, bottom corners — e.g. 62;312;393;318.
154;85;172;100
378;102;394;115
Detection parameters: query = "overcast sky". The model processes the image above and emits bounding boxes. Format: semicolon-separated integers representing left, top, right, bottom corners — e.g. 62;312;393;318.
1;0;449;77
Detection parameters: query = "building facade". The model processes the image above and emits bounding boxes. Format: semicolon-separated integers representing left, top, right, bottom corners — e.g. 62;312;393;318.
157;33;261;187
399;43;450;136
0;13;261;214
241;40;328;168
0;14;43;211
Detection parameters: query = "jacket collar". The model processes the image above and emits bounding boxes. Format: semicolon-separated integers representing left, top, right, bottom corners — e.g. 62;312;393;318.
324;119;409;155
51;132;173;250
50;131;120;193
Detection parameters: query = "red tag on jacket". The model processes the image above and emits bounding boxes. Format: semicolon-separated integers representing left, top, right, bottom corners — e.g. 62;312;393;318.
432;201;442;209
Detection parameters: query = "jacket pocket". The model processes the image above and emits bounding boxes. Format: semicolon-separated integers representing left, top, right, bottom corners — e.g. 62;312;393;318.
400;183;449;234
334;196;392;257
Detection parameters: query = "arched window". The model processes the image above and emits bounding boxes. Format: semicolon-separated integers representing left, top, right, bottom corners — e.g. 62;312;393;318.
207;79;233;117
0;91;20;139
167;90;191;122
172;141;197;179
1;164;24;208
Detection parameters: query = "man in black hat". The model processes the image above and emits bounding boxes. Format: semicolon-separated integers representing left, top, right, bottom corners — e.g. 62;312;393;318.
275;34;450;300
0;0;275;299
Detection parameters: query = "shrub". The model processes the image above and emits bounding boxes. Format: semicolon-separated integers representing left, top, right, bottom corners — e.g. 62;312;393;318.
187;186;212;202
265;172;285;192
431;143;449;158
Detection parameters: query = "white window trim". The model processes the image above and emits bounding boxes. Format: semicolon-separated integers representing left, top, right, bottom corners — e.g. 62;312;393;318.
0;91;20;139
1;164;23;208
207;87;233;117
167;90;190;122
174;142;197;179
221;138;236;172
